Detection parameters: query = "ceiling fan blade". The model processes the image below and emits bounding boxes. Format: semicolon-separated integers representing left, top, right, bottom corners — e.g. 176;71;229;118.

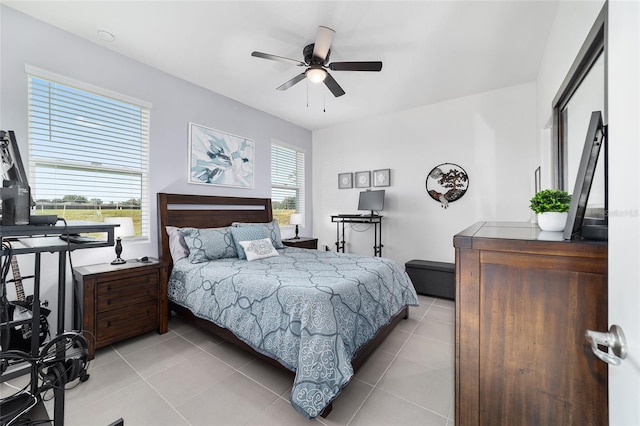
312;26;335;61
276;73;307;91
329;61;383;72
323;72;345;97
251;51;305;67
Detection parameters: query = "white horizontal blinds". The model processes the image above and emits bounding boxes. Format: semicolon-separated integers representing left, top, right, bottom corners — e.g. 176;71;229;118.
27;72;150;237
271;142;305;223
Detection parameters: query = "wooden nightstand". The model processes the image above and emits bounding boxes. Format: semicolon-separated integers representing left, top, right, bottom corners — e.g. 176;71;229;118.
73;258;169;359
282;237;318;250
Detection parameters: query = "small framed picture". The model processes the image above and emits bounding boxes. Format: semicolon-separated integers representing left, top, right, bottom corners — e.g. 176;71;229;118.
355;171;371;188
373;169;391;187
338;172;353;189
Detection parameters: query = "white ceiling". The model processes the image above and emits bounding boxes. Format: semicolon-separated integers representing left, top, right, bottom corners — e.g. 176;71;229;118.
5;1;559;131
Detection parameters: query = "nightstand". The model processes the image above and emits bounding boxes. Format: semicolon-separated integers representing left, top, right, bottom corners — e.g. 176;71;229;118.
73;258;169;359
282;237;318;250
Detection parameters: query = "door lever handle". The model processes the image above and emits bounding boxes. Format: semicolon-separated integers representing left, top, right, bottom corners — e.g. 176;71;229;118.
585;324;627;366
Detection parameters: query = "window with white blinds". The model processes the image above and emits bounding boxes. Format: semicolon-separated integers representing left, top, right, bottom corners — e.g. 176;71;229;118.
26;67;150;238
271;142;305;226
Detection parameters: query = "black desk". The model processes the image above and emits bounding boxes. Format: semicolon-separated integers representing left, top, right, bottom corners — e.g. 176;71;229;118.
331;215;383;257
0;221;115;425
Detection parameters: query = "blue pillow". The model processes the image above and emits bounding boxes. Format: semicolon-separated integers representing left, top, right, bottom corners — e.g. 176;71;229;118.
230;225;267;260
232;219;284;249
180;227;237;263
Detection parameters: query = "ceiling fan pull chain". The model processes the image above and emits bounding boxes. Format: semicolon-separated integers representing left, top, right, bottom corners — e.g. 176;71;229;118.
306;80;309;108
323;93;326;113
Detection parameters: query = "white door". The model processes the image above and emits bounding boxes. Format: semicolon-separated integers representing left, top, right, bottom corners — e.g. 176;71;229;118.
607;1;640;424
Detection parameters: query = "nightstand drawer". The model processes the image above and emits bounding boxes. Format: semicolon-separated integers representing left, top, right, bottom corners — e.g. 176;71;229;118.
96;300;158;344
96;273;158;312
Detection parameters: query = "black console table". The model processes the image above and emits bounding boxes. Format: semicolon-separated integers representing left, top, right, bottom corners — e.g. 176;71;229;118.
331;215;383;257
0;221;115;425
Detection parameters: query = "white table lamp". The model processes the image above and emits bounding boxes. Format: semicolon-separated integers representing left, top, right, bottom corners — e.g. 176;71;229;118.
290;213;303;239
104;217;135;264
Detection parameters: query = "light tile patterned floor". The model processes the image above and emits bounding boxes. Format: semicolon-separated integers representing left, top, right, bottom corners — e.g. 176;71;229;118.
3;295;454;425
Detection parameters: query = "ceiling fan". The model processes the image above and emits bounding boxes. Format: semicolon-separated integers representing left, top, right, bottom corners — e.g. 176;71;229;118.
251;26;382;97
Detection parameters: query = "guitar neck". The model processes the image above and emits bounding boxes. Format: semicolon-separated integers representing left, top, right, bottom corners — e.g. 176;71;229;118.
10;255;26;303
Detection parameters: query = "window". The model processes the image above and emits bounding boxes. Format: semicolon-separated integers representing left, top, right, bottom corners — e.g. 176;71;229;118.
271;141;305;226
27;66;151;237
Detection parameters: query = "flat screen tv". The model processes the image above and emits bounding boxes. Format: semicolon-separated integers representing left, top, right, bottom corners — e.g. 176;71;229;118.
358;189;385;216
563;111;607;240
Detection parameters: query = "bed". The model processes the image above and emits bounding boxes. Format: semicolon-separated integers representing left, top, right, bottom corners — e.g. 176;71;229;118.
157;193;418;418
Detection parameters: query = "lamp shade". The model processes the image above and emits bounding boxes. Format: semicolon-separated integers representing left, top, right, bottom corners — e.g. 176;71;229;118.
290;213;304;225
104;217;135;238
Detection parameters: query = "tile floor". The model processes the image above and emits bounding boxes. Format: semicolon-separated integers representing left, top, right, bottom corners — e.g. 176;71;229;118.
3;294;455;425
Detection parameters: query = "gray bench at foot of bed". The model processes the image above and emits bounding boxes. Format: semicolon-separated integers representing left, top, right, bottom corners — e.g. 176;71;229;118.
405;259;455;300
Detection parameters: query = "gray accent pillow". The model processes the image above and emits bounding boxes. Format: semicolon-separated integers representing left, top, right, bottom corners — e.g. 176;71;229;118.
230;225;267;260
180;226;237;263
232;219;284;249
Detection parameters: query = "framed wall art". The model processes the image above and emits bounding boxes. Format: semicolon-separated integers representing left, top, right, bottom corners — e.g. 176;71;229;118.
426;163;469;209
188;122;255;188
355;171;371;188
338;172;353;189
373;169;390;187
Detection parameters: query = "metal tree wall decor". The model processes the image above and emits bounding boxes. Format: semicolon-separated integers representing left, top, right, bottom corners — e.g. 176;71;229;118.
426;163;469;209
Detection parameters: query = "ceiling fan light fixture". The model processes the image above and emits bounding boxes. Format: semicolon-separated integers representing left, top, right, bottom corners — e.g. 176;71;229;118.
306;67;327;83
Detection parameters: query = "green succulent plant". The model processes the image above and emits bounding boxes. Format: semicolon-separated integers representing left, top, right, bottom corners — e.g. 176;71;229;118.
529;189;571;214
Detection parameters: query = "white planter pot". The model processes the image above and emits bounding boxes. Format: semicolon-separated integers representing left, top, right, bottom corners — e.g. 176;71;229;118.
537;212;568;232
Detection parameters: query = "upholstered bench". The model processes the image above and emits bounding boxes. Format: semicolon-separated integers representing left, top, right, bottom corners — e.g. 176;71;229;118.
405;259;455;300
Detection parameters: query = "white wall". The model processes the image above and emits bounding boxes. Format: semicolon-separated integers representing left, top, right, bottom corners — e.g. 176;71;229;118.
313;82;537;265
0;6;312;332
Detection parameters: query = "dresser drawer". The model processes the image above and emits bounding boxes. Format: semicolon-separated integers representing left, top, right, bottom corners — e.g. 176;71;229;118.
96;300;158;345
96;272;158;312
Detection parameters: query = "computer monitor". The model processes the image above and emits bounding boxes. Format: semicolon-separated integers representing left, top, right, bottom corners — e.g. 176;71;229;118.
358;190;385;216
1;131;31;198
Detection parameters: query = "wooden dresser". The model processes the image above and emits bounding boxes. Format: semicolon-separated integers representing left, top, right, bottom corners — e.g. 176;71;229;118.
73;258;169;358
453;222;607;425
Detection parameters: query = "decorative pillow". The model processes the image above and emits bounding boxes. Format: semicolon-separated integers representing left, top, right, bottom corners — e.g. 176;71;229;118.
232;219;284;249
165;226;190;262
179;227;237;263
230;225;267;260
239;238;279;261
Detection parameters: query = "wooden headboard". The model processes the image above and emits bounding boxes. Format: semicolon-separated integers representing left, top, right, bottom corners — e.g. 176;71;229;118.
157;193;273;266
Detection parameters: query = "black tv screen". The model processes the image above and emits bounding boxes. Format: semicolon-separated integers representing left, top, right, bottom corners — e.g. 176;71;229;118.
358;190;385;214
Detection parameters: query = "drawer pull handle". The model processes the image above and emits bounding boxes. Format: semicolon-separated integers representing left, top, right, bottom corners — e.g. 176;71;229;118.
107;299;112;305
107;285;111;291
107;321;111;328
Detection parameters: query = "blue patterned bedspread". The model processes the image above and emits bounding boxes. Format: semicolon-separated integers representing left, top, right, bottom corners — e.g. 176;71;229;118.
168;247;418;418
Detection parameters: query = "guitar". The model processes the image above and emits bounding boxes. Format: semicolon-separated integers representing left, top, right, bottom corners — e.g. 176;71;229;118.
1;255;50;352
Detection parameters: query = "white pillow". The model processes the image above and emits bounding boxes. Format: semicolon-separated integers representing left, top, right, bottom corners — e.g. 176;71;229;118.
165;226;190;262
238;238;279;261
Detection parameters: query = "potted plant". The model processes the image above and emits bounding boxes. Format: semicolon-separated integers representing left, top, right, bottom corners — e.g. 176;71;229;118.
529;189;572;232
